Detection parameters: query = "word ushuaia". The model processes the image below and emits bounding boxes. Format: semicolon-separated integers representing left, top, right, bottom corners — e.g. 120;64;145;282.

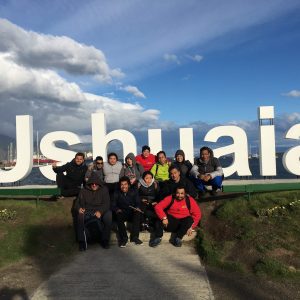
1;106;299;183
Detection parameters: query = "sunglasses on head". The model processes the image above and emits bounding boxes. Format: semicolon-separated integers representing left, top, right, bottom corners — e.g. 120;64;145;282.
90;183;99;186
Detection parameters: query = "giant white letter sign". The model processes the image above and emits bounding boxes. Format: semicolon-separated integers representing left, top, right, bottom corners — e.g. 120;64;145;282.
258;106;276;176
92;113;137;160
283;124;300;175
39;131;81;181
204;126;251;177
0;115;33;183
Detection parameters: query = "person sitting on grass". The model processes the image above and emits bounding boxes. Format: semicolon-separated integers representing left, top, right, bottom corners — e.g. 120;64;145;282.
112;176;143;247
149;185;201;248
76;173;112;251
190;146;223;196
85;156;104;182
52;152;87;198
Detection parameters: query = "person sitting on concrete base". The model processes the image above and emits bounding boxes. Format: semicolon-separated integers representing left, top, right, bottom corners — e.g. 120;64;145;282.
149;185;201;248
190;146;223;196
52;152;87;197
85;156;104;182
112;176;143;247
76;173;112;251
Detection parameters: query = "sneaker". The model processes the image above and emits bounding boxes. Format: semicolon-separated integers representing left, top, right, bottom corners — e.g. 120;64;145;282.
171;237;182;247
210;189;221;196
79;242;87;251
119;240;127;248
149;237;162;247
131;238;143;245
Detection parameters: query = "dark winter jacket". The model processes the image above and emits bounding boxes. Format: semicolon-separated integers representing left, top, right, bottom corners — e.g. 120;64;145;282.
53;159;87;186
76;175;110;214
171;150;192;177
159;176;198;200
112;187;140;213
85;161;104;182
138;177;159;203
190;157;223;179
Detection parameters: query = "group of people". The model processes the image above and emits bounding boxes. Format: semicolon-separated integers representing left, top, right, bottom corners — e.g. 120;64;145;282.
52;145;223;251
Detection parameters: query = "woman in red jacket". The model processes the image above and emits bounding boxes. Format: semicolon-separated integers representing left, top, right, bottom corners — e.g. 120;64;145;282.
149;185;201;247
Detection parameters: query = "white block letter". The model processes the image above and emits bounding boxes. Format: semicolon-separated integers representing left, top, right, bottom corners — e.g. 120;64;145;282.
92;113;137;161
0;115;33;183
283;124;300;175
258;106;276;176
204;126;251;177
39;131;81;181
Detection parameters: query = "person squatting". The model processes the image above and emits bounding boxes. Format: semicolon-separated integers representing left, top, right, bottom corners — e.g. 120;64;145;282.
53;145;223;251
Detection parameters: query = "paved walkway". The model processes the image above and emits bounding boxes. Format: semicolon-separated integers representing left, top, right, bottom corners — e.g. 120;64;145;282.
31;239;214;300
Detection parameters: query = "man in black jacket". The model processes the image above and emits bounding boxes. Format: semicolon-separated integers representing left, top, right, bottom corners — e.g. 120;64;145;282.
159;166;198;200
52;152;88;197
112;176;143;247
76;174;112;250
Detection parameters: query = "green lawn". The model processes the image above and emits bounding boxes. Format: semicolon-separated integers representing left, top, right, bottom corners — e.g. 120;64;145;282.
198;191;300;279
0;200;76;269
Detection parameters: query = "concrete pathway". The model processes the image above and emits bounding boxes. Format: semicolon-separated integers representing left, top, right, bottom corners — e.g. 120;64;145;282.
31;237;214;300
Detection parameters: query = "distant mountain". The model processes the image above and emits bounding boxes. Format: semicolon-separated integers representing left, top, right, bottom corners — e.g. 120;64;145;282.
0;134;15;161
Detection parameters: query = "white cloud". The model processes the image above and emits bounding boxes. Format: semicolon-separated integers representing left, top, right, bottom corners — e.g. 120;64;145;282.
186;54;204;62
0;18;124;83
163;53;180;65
282;90;300;97
120;85;146;98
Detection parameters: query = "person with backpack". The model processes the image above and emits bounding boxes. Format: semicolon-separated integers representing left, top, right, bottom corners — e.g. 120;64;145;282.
120;152;144;187
150;150;170;186
149;185;201;248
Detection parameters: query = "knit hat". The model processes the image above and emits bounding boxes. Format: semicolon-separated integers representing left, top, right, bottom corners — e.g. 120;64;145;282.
142;145;150;152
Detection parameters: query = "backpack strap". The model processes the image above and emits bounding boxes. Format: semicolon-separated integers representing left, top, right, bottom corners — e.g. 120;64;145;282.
155;163;159;176
164;195;191;214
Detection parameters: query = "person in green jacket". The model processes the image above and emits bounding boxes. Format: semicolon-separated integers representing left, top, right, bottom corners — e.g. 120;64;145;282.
150;151;170;187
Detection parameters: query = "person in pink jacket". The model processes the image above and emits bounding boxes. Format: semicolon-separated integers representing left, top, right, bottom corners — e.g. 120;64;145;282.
149;185;201;247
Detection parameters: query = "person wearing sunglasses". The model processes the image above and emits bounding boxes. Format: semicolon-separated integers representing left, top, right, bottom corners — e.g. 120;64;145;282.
85;156;104;183
76;173;112;251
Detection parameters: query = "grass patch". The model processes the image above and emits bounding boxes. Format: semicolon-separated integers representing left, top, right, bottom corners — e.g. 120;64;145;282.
0;199;76;269
198;191;300;280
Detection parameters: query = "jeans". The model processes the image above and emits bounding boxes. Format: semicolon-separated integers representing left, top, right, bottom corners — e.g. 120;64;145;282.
190;175;223;192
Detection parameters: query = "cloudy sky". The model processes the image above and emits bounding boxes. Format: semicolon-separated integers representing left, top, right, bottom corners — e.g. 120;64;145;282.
0;0;300;155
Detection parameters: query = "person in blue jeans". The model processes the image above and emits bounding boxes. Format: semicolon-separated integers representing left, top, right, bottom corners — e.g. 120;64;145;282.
190;147;223;196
